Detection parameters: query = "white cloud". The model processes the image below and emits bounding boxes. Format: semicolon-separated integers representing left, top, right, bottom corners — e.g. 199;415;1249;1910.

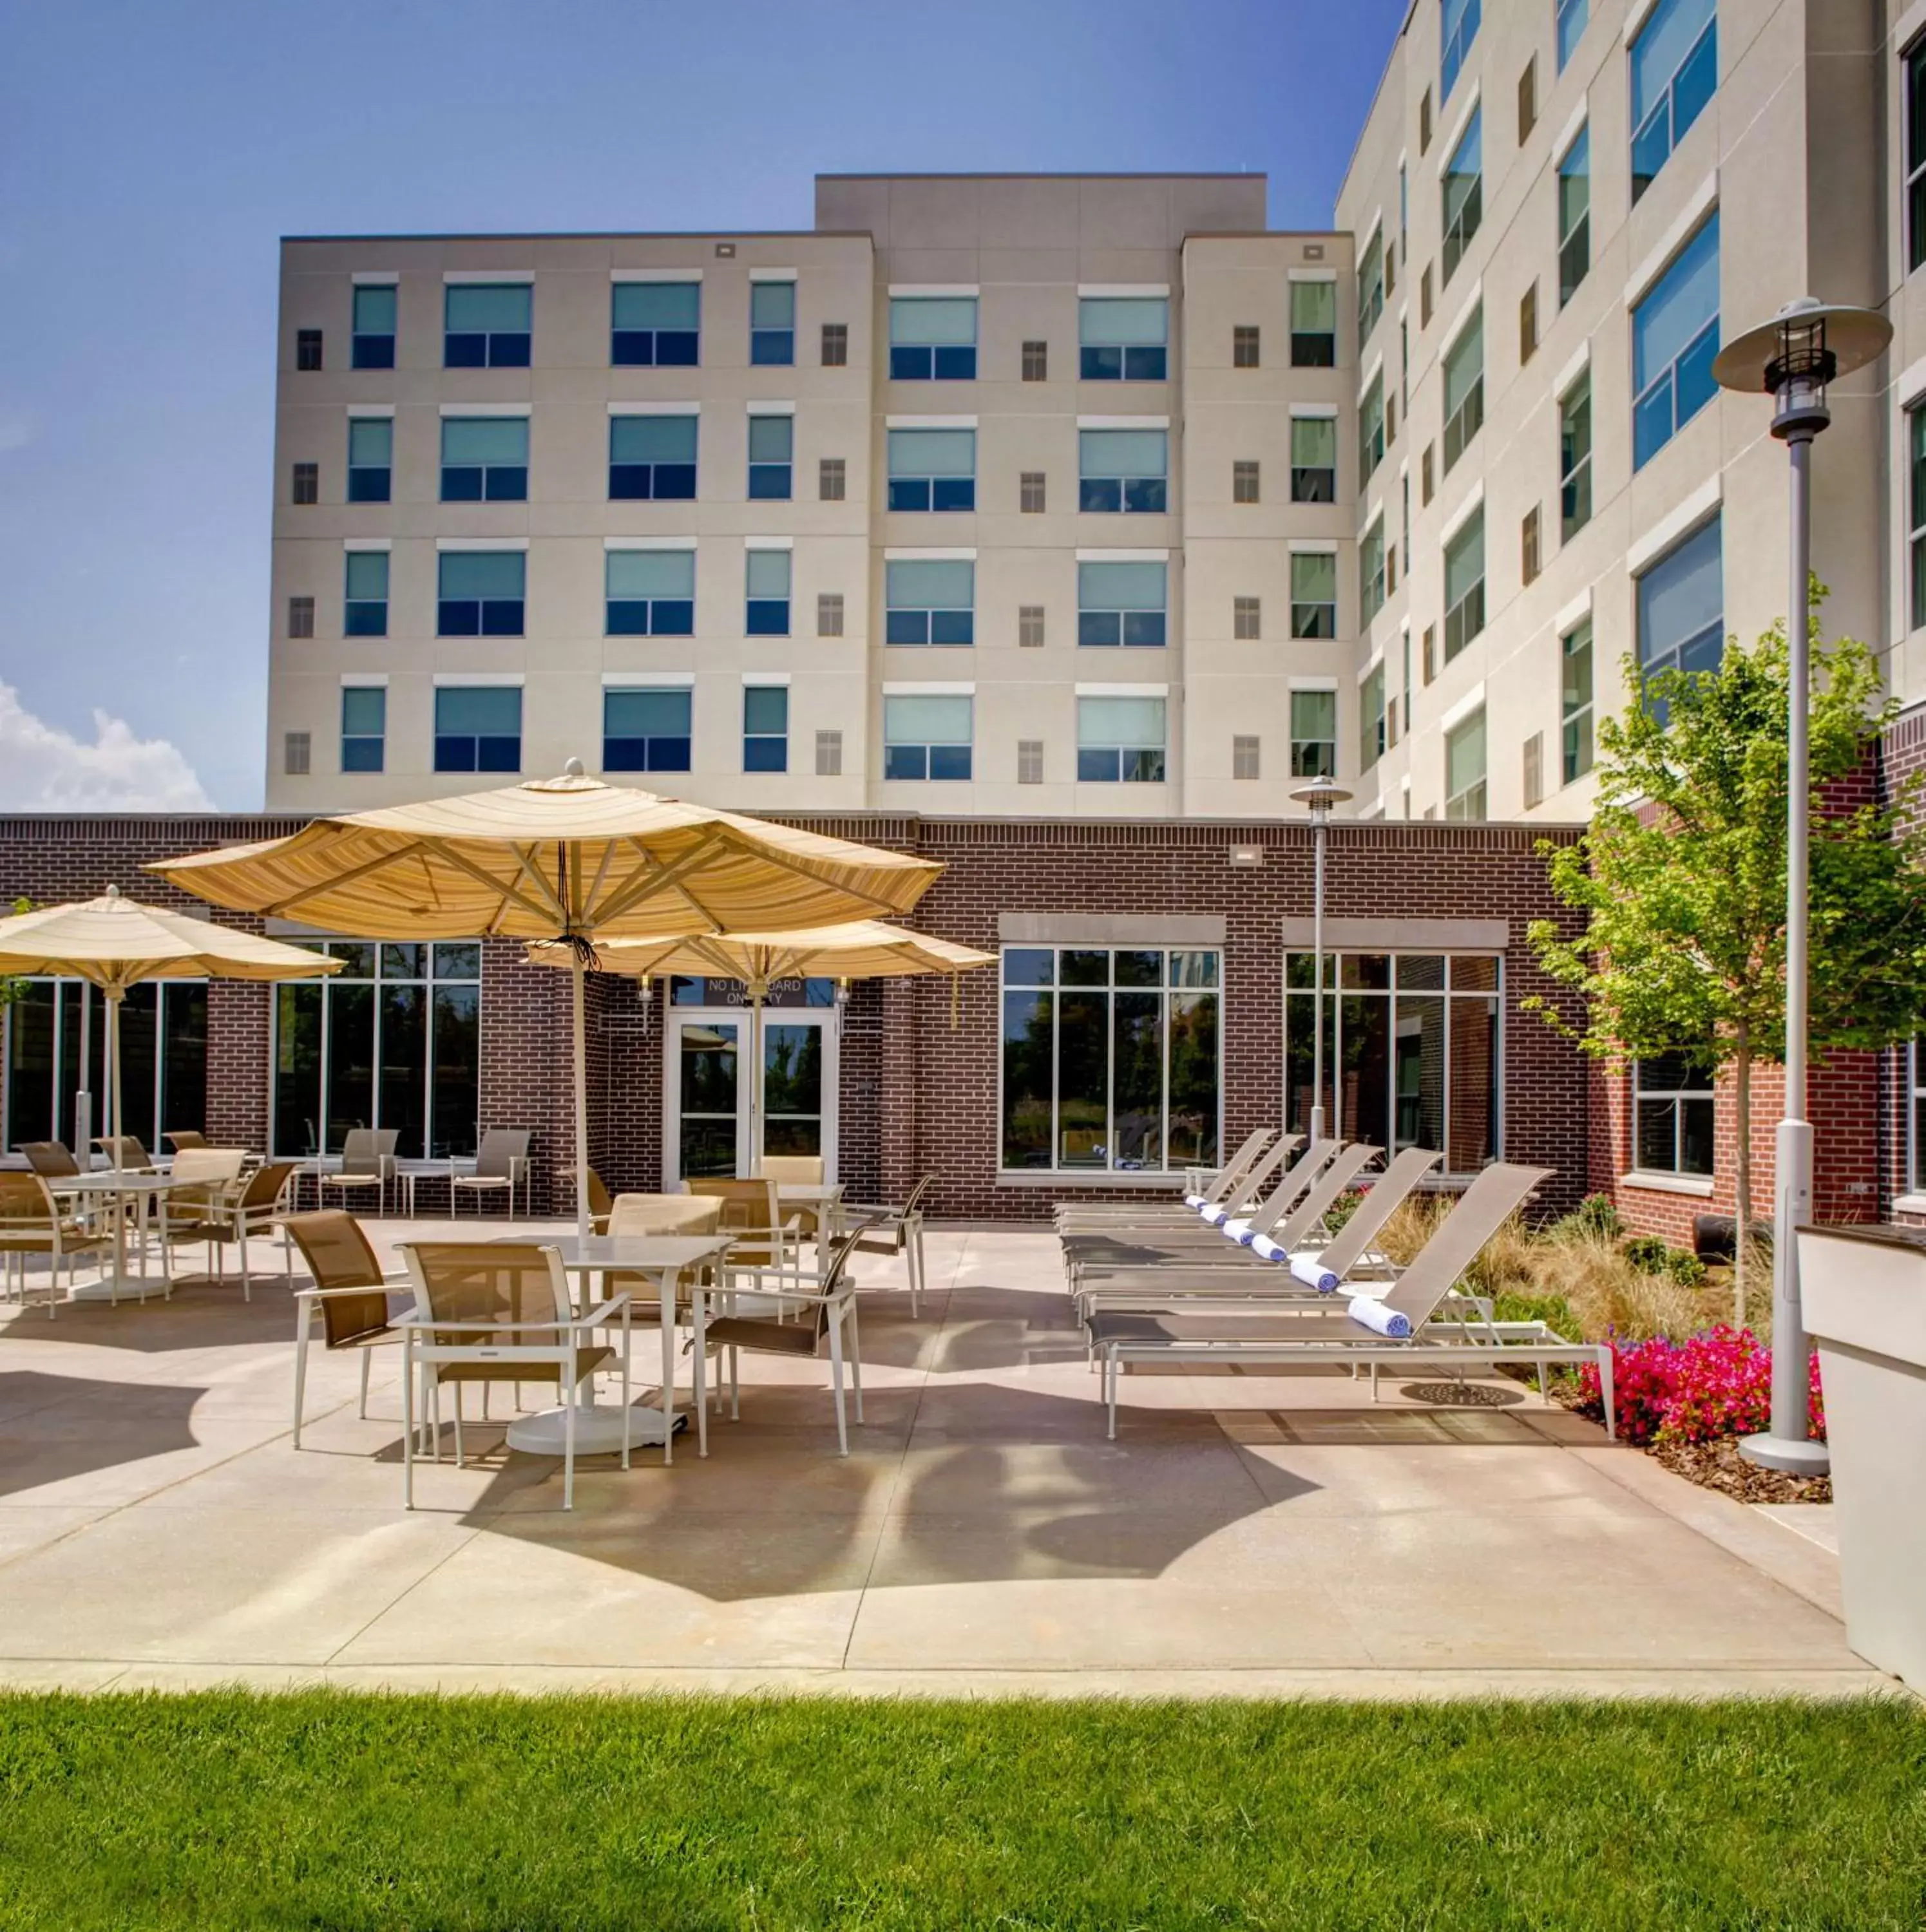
0;681;213;811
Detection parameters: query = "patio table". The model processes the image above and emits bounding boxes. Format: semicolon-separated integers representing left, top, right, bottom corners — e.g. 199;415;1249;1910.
46;1170;202;1302
490;1232;733;1464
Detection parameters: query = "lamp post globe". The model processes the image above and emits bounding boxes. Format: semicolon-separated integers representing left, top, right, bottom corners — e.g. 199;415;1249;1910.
1289;775;1353;1145
1711;298;1891;1477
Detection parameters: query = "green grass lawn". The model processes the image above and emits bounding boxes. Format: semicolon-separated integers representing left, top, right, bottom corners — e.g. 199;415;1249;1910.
2;1692;1921;1929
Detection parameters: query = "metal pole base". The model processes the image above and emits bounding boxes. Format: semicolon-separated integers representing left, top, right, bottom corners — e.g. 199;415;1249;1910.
1740;1117;1828;1476
1738;1430;1832;1476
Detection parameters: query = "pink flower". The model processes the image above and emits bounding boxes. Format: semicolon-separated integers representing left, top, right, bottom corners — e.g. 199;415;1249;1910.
1575;1329;1825;1446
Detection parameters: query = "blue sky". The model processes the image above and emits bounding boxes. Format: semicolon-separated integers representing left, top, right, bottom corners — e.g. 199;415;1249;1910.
0;0;1406;811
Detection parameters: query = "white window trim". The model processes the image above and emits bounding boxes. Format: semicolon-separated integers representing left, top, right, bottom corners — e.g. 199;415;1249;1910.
882;681;976;696
748;269;797;283
1553;97;1590;166
1554;338;1591;401
744;535;795;552
1556;587;1595;637
345;404;395;419
1435;84;1482;180
1357;648;1386;685
1438;480;1486;548
1286;539;1340;554
437;402;529;418
1290;403;1341;420
611;267;703;283
339;672;390;687
888;283;979;297
604;535;698;552
1357;354;1384;402
1074;547;1170;564
607;401;700;417
343;537;392;553
434;536;528;553
886;414;978;430
603;671;696;687
1289;674;1340;692
443;270;533;285
1626;476;1722;577
742;671;792;687
1077;283;1170;298
433;672;525;687
1076;682;1170;698
1287;268;1339;283
1440;683;1487;732
746;400;796;417
1443;279;1483;357
1078;415;1171;431
1624;174;1721;310
1622;0;1663;44
350;270;399;287
1357;209;1384;256
886;546;977;562
1620;1170;1716;1198
1896;350;1926;411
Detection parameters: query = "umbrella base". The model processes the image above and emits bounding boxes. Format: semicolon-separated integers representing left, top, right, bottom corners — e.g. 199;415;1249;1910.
68;1273;171;1303
505;1402;687;1457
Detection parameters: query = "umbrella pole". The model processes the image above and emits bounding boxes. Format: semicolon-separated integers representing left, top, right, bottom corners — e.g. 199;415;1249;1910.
572;952;591;1245
747;987;764;1179
106;986;123;1173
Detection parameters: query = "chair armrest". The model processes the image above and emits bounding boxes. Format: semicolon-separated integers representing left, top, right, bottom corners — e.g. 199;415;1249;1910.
571;1293;631;1327
296;1275;410;1302
397;1314;593;1336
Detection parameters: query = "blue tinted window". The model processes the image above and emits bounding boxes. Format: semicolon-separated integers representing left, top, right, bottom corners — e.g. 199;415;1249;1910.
605;549;695;636
611;281;700;366
437;551;526;637
609;413;698;500
340;687;385;773
747;413;794;500
885;559;974;646
1556;0;1587;71
745;549;790;636
344;551;389;637
890;298;977;381
1078;298;1168;383
346;417;392;503
1441;0;1480;100
443;283;531;368
886;427;976;512
604;687;692;773
750;281;795;366
440;416;529;502
1637;513;1722;697
1076;561;1167;647
1632;213;1719;469
743;685;788;770
1078;429;1168;513
434;685;522;773
1631;0;1716;201
351;285;396;369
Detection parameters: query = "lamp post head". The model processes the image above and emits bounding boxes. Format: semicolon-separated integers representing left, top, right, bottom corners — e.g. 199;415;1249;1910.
1712;298;1891;442
1289;775;1353;819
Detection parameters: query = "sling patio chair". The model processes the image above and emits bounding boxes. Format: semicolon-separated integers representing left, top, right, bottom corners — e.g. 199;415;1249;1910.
397;1240;633;1510
284;1209;411;1448
21;1141;81;1180
94;1135;159;1172
164;1129;207;1154
1051;1128;1279;1228
760;1152;826;1239
450;1128;531;1221
841;1173;935;1315
1053;1133;1301;1233
160;1159;300;1300
689;1178;806;1297
0;1170;111;1318
319;1128;399;1217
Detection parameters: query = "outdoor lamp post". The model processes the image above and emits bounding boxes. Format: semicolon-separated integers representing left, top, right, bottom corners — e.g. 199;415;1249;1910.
1290;774;1353;1143
1711;296;1891;1476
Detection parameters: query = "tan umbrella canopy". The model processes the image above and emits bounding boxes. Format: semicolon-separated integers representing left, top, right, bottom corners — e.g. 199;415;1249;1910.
527;922;993;1177
0;886;340;1171
151;765;943;1233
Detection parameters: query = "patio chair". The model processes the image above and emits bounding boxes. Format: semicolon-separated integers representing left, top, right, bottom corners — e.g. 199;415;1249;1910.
284;1210;409;1448
155;1148;247;1286
760;1153;825;1238
841;1173;935;1316
698;1218;874;1455
688;1178;805;1295
319;1129;399;1217
164;1130;207;1154
0;1170;110;1318
21;1141;81;1179
450;1128;531;1221
584;1167;613;1235
95;1135;158;1171
161;1160;300;1300
397;1240;632;1510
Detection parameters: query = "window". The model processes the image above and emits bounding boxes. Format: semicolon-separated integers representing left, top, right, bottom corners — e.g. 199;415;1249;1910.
1360;521;1387;623
1442;307;1483;471
1521;506;1541;585
1520;282;1538;365
296;328;323;372
1445;707;1487;820
1635;1051;1715;1175
1420;263;1434;327
440;416;528;501
1232;459;1261;504
343;551;389;637
1911;406;1926;629
745;549;791;636
1558;0;1587;70
747;412;793;500
1360;375;1386;483
821;321;848;367
999;945;1221;1172
1018;739;1044;782
288;595;315;639
817;592;844;638
603;687;692;773
1020;471;1046;513
352;285;396;368
884;694;973;780
1077;561;1167;648
1234;596;1262;640
1909;42;1926;273
819;456;846;501
437;551;524;636
1283;950;1500;1166
1080;297;1167;381
5;978;207;1154
1401;470;1411;574
1291;552;1337;638
284;731;310;776
887;427;975;512
291;462;318;506
890;297;977;381
1523;732;1544;810
1402;629;1412;738
815;730;843;775
1234;735;1261;780
271;940;481;1160
743;685;788;772
1290;689;1337;779
434;686;521;772
1078;428;1167;513
609;413;698;500
1022;339;1049;382
750;281;796;365
1400;317;1409;412
1076;695;1166;782
1233;324;1261;368
1421;442;1435;505
1442;109;1483;285
1632;213;1719;469
1637;512;1722;688
443;283;530;368
1518;55;1536;140
1441;0;1480;100
1019;605;1045;648
1360;663;1386;772
1562;619;1594;782
1423;623;1436;684
1558;127;1590;306
611;281;699;366
1357;232;1384;348
1444;509;1485;660
1290;281;1336;365
1559;373;1592;540
1420;86;1433;153
340;687;386;773
1631;0;1716;202
605;549;694;636
886;559;974;645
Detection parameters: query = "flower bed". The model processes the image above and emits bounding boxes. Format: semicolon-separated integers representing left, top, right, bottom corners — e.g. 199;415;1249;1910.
1570;1327;1825;1448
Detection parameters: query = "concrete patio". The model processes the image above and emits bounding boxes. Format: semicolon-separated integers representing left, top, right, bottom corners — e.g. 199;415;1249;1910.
0;1225;1884;1698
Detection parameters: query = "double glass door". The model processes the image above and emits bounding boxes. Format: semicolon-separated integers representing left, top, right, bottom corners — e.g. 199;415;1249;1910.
665;1010;835;1184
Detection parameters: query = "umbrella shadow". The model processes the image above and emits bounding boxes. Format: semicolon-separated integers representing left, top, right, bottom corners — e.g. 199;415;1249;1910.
0;1369;207;1502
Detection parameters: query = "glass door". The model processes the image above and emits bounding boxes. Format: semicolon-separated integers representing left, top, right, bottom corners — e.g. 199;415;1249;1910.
672;1017;744;1181
663;1009;837;1185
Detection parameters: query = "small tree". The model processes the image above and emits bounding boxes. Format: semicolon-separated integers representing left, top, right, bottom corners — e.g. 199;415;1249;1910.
0;899;28;1017
1525;604;1926;1324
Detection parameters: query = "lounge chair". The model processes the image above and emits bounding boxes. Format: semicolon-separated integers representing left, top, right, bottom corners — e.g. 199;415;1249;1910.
1082;1164;1612;1439
397;1240;632;1510
1053;1129;1278;1227
320;1128;399;1217
0;1171;111;1317
1053;1133;1301;1233
450;1128;531;1221
285;1209;410;1448
1186;1126;1278;1206
1292;1146;1444;1283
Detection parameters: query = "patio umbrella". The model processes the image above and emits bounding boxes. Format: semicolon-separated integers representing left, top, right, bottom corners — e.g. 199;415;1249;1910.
0;885;341;1178
526;921;993;1177
150;764;942;1235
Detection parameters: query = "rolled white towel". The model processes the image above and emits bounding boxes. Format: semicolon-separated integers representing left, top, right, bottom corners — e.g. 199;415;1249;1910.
1290;1253;1340;1294
1221;1217;1254;1242
1347;1295;1411;1338
1199;1204;1230;1226
1247;1234;1288;1264
1184;1193;1206;1208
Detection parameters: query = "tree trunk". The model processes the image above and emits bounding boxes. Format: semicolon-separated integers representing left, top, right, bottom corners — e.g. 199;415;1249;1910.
1732;1028;1751;1329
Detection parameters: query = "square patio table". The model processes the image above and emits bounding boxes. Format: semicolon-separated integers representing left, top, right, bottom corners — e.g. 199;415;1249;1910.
46;1170;204;1302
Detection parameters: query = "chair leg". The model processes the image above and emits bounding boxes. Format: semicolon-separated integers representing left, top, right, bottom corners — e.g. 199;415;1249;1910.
848;1302;864;1424
359;1347;372;1420
562;1378;576;1510
729;1345;741;1422
293;1318;310;1449
452;1383;466;1468
403;1343;416;1508
828;1318;848;1457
